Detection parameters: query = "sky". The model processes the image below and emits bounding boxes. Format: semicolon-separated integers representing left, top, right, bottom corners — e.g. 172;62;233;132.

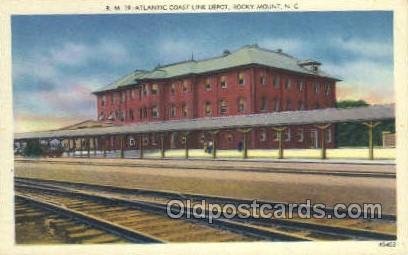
12;11;393;132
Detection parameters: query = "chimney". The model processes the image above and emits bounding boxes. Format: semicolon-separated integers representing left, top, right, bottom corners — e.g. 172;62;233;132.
223;49;231;56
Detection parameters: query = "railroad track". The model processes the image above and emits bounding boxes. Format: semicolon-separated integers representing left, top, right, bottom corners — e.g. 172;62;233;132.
15;177;396;243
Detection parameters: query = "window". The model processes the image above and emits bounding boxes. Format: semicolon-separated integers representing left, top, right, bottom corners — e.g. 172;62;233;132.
182;80;189;93
151;84;159;95
110;94;114;104
129;109;134;121
151;106;159;119
121;92;126;103
285;100;292;111
325;83;331;96
220;76;227;89
170;104;176;117
260;97;267;111
326;129;332;143
260;73;266;85
273;76;280;88
298;101;305;110
226;134;233;143
285;128;291;142
259;129;267;142
120;111;125;122
181;103;188;117
143;107;148;119
101;95;106;106
142;84;147;96
238;97;246;113
219;99;228;115
297;80;304;92
238;72;245;86
205;102;212;116
170;83;176;95
143;135;149;146
314;82;320;95
129;137;135;146
273;98;280;112
297;128;304;142
131;89;136;99
205;78;212;91
285;78;291;89
98;112;104;121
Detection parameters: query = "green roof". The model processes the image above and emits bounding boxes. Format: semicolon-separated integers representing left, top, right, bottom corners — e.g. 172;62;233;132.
94;44;340;93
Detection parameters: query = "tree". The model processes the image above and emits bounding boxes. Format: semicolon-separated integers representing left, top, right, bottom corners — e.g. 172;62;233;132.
335;100;395;147
23;140;44;157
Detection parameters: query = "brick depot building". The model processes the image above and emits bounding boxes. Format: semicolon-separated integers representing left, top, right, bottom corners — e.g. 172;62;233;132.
93;45;340;150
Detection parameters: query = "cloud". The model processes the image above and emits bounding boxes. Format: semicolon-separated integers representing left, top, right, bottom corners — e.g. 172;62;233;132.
331;37;392;59
325;60;394;104
259;37;306;56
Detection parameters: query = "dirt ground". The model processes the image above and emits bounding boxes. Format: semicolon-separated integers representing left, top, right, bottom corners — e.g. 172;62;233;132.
14;160;396;215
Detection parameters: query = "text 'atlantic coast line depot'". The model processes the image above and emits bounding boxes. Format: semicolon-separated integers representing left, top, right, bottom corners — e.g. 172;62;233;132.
94;44;338;150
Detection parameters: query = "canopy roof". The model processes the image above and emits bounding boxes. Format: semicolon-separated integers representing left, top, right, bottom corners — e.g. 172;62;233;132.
15;104;394;140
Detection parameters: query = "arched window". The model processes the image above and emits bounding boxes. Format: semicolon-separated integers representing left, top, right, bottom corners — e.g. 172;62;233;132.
170;83;176;95
151;106;159;119
205;78;212;91
238;97;246;113
182;80;189;93
220;76;227;89
169;104;176;118
238;72;245;86
273;75;280;88
205;102;212;116
181;103;188;117
219;100;228;115
151;84;159;95
260;97;267;111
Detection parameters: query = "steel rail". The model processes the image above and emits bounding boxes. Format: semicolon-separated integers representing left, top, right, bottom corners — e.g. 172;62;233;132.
15;180;396;241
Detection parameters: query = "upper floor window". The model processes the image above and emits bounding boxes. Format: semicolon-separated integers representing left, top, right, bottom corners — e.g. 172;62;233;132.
131;89;136;99
325;83;331;96
170;83;176;95
121;92;126;103
297;80;304;92
220;76;227;89
259;73;266;86
182;80;189;93
142;85;148;96
151;106;159;119
285;78;291;89
151;84;159;95
110;94;114;104
219;99;228;115
314;81;320;95
238;97;246;113
205;78;212;91
101;95;106;106
260;97;267;112
205;102;212;116
273;76;280;88
238;72;245;86
181;103;188;117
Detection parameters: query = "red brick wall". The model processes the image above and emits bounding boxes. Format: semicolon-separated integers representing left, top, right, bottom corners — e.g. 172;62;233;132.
96;65;337;149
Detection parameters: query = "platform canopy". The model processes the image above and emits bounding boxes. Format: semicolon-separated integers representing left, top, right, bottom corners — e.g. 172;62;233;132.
14;104;394;140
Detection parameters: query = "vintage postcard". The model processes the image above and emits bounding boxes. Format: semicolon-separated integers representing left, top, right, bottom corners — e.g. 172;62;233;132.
0;0;407;254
